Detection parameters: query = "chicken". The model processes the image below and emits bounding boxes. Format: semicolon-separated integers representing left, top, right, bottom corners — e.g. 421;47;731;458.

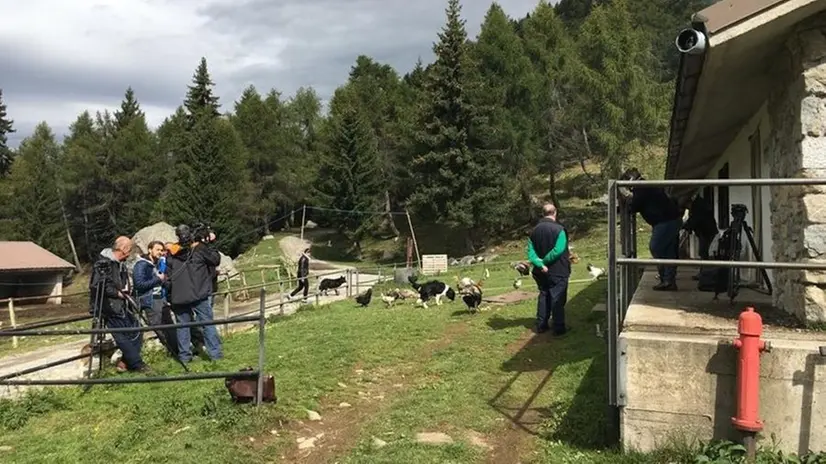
380;292;397;307
513;261;531;276
570;251;581;264
355;288;373;307
513;278;522;290
587;263;606;280
394;288;419;300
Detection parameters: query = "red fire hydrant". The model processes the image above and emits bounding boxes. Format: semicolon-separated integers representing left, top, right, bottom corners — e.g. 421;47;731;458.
731;306;771;458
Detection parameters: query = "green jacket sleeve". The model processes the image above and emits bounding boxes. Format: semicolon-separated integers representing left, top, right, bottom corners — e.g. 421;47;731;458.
542;229;568;264
527;239;544;268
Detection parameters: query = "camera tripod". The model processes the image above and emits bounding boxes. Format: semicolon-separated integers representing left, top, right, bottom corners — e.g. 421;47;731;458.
721;204;773;303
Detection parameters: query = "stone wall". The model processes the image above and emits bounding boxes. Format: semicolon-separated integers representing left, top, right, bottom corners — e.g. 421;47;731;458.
766;12;826;323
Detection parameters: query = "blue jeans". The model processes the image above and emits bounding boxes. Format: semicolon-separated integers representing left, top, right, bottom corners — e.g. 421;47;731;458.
532;273;569;332
105;312;145;370
173;298;223;363
651;218;683;284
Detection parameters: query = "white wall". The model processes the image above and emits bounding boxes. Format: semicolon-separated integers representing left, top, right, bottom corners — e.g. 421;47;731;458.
705;102;774;286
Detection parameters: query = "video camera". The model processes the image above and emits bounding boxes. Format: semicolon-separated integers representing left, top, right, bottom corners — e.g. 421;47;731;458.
731;204;748;222
175;222;215;247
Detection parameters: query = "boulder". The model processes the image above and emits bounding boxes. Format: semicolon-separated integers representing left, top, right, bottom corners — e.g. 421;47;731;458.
132;222;177;254
305;220;318;229
218;252;238;282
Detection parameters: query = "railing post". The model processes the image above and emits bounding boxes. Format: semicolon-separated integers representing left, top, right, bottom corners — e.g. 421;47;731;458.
607;179;620;444
256;288;266;406
8;298;18;349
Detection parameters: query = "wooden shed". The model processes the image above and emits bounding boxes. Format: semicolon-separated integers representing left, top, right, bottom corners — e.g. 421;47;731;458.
0;242;76;305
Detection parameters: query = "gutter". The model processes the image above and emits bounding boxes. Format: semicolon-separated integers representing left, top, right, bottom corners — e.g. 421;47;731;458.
663;19;710;198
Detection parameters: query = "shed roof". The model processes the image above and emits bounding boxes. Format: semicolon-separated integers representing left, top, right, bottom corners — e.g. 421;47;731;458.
0;242;76;272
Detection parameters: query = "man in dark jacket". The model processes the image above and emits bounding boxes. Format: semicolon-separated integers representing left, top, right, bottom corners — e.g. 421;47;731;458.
622;168;683;291
166;225;223;363
289;248;311;300
88;236;148;372
527;204;571;335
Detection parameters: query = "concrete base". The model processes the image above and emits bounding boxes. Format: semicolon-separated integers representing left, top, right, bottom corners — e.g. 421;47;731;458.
621;268;826;455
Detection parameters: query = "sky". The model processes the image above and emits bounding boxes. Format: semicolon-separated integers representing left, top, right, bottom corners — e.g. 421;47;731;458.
1;0;551;147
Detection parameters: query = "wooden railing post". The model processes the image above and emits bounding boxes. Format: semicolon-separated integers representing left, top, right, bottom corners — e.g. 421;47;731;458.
8;298;18;349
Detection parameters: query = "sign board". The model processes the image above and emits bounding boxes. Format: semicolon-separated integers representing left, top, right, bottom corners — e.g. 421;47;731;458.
421;254;448;276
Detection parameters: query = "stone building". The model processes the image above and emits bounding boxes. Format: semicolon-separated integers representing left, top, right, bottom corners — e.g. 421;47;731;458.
617;0;826;455
666;0;826;324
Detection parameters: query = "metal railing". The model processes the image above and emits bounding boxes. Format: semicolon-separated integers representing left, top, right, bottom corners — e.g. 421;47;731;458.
606;177;826;443
0;289;271;405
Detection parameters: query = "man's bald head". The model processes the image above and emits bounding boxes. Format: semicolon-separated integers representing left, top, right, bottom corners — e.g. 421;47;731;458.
542;203;557;218
112;236;133;261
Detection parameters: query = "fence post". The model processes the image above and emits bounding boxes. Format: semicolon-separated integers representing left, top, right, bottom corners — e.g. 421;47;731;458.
355;269;360;294
256;288;266;406
223;294;231;336
260;269;266;290
8;298;18;349
346;269;352;297
241;272;250;301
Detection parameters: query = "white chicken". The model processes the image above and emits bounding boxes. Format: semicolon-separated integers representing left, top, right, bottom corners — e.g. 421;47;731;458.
380;292;397;307
587;263;606;280
513;278;522;290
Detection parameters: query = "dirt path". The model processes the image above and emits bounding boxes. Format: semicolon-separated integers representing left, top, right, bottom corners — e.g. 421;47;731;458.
274;322;472;463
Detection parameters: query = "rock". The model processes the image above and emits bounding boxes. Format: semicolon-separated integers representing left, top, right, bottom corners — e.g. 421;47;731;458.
459;255;475;266
415;432;454;445
449;258;460;266
0;445;12;452
132;222;178;254
305;220;318;229
217;252;238;282
262;235;275;240
270;430;279;436
339;402;352;408
337;382;348;388
307;410;322;421
372;437;388;448
297;437;316;449
173;426;191;435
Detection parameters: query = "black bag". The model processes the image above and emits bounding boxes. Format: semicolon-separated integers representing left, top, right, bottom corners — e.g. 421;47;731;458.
225;367;277;404
697;266;729;293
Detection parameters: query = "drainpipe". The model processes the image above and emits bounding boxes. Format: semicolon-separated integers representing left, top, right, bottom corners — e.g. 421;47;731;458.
731;306;771;462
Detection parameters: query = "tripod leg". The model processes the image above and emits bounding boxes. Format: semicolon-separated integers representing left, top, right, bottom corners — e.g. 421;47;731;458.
728;222;743;303
744;224;773;295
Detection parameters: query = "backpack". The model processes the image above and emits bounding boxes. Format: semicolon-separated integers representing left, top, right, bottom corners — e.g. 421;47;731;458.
697;228;734;295
225;367;277;404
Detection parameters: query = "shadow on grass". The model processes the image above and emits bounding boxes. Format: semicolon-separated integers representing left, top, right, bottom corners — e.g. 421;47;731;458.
487;280;612;449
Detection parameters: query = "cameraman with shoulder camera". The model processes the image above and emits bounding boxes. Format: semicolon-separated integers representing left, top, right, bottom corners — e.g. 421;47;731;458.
620;168;683;291
166;224;224;363
88;236;149;373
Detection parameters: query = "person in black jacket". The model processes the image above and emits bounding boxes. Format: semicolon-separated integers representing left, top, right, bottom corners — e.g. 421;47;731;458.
621;168;683;291
166;225;223;363
289;248;311;300
526;204;571;335
88;236;149;372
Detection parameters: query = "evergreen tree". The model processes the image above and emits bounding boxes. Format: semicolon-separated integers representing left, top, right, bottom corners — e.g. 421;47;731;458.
0;89;15;177
317;97;381;248
114;87;142;131
5;123;70;259
60;112;108;260
184;57;221;122
408;0;511;249
570;0;669;178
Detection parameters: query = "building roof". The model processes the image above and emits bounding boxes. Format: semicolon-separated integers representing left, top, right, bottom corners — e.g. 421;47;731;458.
665;0;826;202
0;242;76;272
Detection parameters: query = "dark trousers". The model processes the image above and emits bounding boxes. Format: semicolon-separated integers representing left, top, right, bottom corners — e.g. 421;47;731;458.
532;273;569;332
650;219;683;284
104;312;145;371
143;298;178;355
290;278;309;298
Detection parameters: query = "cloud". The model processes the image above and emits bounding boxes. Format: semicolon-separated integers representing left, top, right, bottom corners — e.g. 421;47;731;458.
1;0;546;147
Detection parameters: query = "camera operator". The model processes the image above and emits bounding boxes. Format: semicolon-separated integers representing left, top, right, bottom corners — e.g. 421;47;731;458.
166;224;224;363
620;168;682;291
88;236;149;373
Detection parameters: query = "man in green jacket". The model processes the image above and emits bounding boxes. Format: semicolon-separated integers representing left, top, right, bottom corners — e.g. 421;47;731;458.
527;203;571;335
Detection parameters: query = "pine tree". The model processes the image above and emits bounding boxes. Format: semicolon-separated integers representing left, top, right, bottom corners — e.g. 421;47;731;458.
5;123;70;259
317;98;381;246
571;0;669;178
0;89;16;177
184;57;221;122
114;87;142;131
408;0;512;249
60;111;108;260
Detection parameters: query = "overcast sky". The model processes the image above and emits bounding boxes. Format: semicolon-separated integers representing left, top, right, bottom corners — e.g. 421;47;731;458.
1;0;551;147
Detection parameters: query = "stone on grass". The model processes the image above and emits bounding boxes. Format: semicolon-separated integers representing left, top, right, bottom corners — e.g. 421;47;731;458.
416;432;454;445
307;410;322;421
339;402;352;408
372;437;388;448
297;437;317;449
